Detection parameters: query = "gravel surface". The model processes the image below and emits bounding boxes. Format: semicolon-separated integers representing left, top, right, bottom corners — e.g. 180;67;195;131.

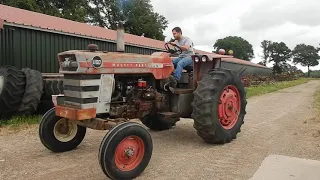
1;80;320;180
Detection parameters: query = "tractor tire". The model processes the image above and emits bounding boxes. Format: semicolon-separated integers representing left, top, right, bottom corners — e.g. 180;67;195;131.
140;114;177;131
0;65;26;119
99;122;153;180
42;79;64;100
18;68;44;116
39;107;86;152
191;68;247;144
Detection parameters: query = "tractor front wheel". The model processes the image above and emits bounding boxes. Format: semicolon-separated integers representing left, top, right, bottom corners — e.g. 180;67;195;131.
98;122;153;180
39;107;87;152
191;68;247;144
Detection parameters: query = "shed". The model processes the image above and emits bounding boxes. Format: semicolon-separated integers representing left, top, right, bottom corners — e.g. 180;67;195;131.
0;4;271;75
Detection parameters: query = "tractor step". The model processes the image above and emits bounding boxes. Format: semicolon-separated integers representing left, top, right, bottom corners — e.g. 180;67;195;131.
157;112;180;123
170;88;193;94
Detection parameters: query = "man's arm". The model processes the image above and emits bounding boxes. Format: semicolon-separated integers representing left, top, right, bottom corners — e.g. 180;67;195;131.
179;37;193;51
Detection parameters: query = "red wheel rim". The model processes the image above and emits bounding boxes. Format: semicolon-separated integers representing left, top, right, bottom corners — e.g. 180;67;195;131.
218;85;241;130
114;136;145;171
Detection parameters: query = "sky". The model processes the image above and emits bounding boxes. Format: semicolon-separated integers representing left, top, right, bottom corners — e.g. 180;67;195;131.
150;0;320;72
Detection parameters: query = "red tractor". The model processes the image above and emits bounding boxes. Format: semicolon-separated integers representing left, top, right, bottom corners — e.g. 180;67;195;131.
38;24;247;180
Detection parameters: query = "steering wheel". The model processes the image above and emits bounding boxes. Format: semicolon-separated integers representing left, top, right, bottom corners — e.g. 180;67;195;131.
164;42;183;54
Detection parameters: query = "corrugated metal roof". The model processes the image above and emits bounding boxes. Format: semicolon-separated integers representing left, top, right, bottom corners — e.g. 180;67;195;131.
0;4;269;69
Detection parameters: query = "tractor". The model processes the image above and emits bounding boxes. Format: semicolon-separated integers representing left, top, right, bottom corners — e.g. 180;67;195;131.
38;23;247;180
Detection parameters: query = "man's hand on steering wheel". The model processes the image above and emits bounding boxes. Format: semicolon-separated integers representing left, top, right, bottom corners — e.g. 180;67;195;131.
165;42;183;54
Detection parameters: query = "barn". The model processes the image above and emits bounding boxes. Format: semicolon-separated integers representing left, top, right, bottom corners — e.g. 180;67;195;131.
0;4;272;75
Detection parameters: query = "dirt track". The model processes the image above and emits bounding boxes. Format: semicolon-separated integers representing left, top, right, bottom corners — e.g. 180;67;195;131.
1;80;320;180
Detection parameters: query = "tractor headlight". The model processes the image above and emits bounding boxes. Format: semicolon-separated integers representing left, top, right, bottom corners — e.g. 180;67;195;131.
201;56;207;62
60;54;79;71
194;56;200;62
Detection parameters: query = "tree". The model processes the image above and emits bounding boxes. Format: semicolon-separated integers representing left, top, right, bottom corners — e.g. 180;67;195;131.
1;0;89;22
260;40;272;65
279;63;299;74
292;43;320;77
87;0;168;40
268;42;292;74
0;0;41;12
213;36;254;61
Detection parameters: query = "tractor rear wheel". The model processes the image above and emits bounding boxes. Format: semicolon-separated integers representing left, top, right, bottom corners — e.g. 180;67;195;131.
18;68;44;115
42;79;64;100
99;122;153;180
191;68;247;144
39;107;86;152
0;65;26;119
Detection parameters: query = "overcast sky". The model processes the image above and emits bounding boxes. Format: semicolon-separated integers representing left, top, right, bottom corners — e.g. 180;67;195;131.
150;0;320;72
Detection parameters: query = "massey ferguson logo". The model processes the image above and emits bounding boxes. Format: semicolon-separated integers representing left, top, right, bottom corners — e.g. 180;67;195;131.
92;56;102;68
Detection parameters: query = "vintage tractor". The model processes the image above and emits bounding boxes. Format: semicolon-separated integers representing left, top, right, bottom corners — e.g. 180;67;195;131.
38;23;247;180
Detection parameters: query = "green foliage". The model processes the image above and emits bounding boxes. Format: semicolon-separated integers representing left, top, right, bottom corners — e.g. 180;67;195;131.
280;63;299;74
260;40;272;65
1;0;169;40
0;0;40;12
213;36;254;61
292;43;320;77
87;0;168;40
0;115;41;127
1;0;89;22
246;78;308;98
268;42;292;64
307;70;320;78
260;40;292;74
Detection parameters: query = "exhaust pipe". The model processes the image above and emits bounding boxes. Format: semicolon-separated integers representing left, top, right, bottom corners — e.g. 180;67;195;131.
117;22;125;52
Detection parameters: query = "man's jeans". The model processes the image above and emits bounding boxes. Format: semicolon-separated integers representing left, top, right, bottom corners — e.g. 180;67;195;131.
172;56;192;81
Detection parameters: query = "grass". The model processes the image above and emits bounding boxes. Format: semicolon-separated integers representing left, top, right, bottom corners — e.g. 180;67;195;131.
246;78;309;98
0;77;311;129
313;89;320;115
0;115;42;129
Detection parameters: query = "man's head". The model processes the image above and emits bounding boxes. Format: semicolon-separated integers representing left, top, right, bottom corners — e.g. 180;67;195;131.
172;27;182;40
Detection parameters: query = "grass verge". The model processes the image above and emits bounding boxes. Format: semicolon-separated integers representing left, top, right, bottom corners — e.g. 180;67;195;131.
246;78;309;98
0;115;41;130
0;77;311;129
313;89;320;115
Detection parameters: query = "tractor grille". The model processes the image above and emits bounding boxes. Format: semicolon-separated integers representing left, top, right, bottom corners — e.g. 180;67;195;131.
61;74;101;108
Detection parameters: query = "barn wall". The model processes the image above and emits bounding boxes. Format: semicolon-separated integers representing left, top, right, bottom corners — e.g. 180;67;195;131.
0;25;159;73
0;25;14;66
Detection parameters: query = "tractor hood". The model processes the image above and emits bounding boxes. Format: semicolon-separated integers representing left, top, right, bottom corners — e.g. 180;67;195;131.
57;48;174;79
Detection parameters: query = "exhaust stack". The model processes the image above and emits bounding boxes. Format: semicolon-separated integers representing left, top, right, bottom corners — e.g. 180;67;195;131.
117;22;125;52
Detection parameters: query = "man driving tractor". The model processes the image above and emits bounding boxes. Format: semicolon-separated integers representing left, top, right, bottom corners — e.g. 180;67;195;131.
165;27;195;87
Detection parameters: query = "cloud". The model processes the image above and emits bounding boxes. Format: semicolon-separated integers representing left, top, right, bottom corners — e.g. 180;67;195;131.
150;0;223;22
150;0;320;72
239;0;320;31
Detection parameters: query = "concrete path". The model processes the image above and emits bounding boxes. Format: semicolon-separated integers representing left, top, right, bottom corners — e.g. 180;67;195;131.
250;154;320;180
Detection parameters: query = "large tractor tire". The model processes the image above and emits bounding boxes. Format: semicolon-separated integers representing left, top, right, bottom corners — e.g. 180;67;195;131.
191;68;247;144
42;79;64;100
0;65;26;119
18;68;44;115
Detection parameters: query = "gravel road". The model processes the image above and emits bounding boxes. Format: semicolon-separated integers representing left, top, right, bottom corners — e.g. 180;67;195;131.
1;80;320;180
